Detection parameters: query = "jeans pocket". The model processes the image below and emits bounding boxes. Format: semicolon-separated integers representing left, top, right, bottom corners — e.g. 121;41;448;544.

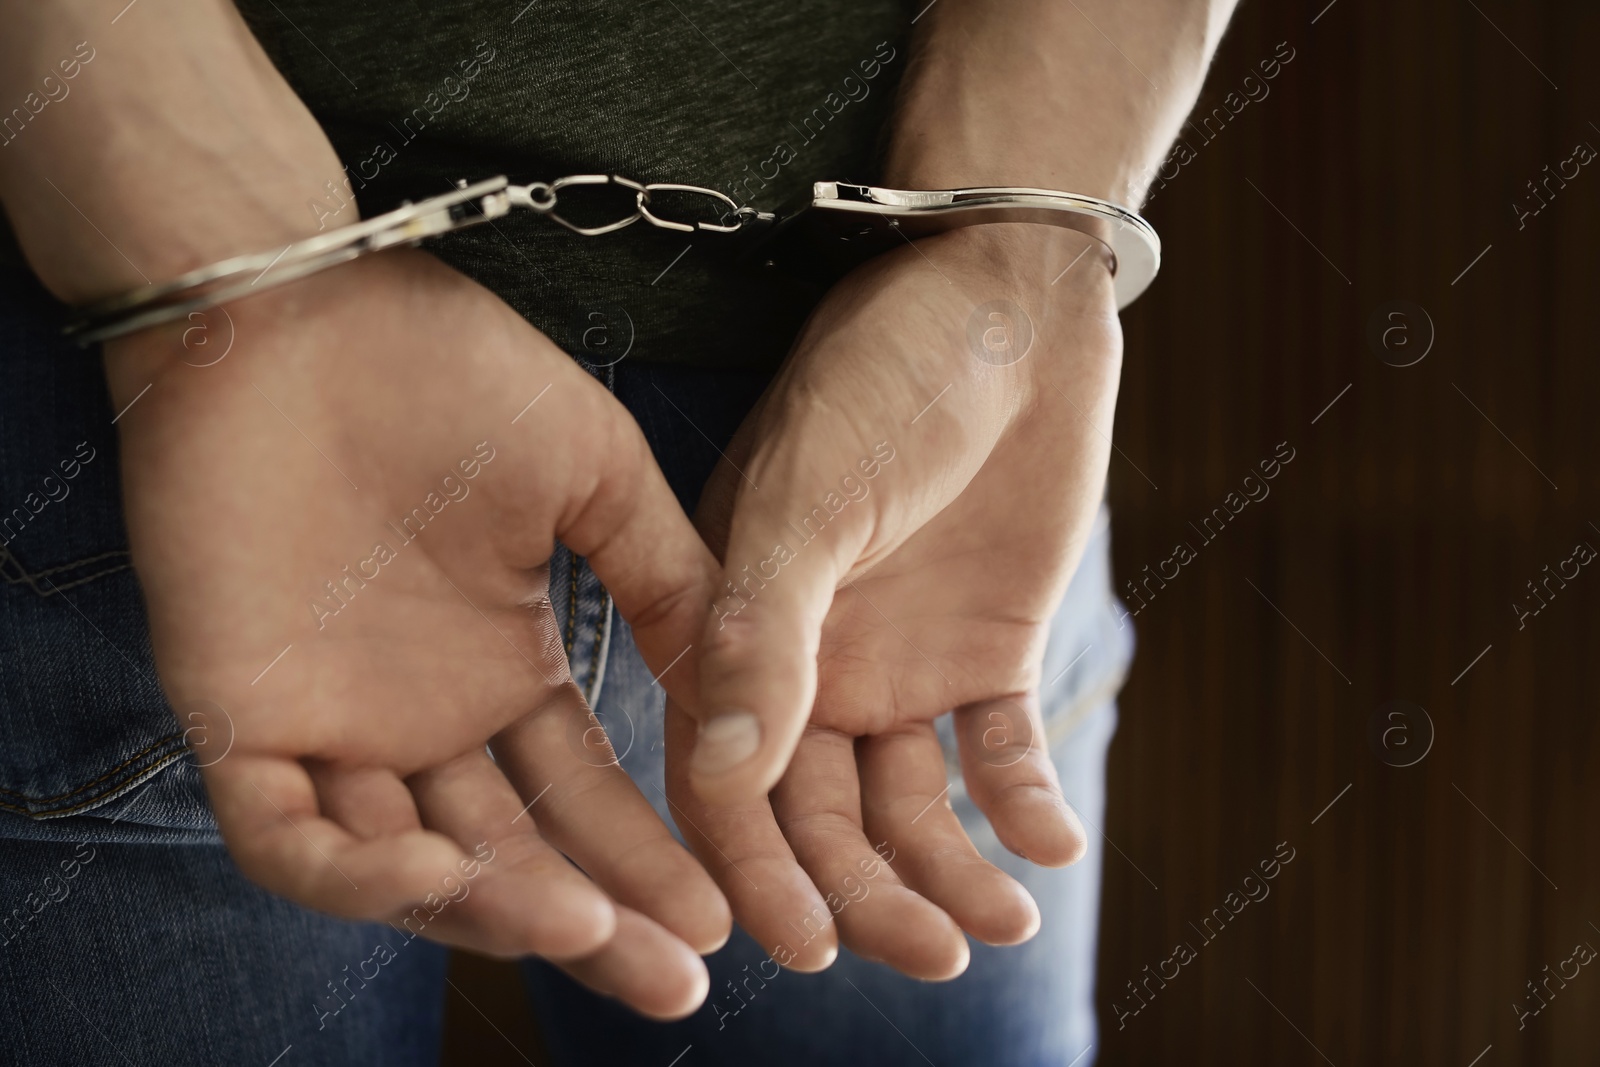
0;539;209;835
0;546;131;598
0;268;210;838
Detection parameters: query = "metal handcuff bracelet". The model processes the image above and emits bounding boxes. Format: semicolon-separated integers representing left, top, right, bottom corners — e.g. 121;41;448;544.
64;173;1160;345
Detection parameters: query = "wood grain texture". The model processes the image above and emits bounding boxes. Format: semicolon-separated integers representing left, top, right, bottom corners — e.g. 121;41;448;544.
1099;0;1597;1062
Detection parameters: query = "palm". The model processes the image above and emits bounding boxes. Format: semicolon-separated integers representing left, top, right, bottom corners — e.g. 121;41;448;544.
814;449;1089;735
123;256;602;756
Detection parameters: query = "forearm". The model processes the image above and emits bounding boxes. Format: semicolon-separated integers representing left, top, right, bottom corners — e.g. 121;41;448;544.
884;0;1240;207
0;0;342;303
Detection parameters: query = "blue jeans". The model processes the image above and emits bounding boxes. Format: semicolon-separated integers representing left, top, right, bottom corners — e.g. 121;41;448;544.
0;265;1133;1066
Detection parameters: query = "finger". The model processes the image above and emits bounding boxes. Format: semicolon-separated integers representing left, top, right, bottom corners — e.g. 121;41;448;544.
663;699;838;973
305;763;423;839
689;509;845;803
404;749;617;960
492;682;731;954
554;416;717;707
408;754;711;1018
954;696;1086;867
770;727;969;981
680;388;882;804
858;724;1040;946
555;906;711;1021
204;754;464;920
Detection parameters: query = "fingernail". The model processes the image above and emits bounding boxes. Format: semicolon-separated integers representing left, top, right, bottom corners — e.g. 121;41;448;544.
693;711;761;776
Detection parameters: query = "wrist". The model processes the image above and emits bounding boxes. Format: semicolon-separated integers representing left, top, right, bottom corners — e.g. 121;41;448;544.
98;264;302;412
97;240;419;412
921;224;1117;315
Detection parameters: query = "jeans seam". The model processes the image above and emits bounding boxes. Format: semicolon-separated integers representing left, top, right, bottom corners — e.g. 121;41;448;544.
1045;665;1131;748
586;589;610;695
0;730;184;801
0;546;131;597
0;732;188;817
563;551;580;662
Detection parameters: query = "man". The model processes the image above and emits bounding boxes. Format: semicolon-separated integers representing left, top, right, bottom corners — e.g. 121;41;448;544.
0;0;1237;1062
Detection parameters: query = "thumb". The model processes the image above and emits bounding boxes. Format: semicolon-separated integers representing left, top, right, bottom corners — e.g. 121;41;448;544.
687;443;887;804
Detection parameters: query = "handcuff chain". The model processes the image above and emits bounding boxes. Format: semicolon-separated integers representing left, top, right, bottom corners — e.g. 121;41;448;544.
505;174;765;236
65;175;1157;345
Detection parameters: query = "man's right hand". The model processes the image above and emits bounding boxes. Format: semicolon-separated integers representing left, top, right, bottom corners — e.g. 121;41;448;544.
107;250;730;1019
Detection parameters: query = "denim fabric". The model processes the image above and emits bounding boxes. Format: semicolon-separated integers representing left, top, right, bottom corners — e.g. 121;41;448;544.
0;270;1133;1065
0;839;449;1067
0;266;215;840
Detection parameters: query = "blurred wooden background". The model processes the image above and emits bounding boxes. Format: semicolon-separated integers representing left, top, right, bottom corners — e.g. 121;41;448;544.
1103;0;1597;1062
444;0;1599;1062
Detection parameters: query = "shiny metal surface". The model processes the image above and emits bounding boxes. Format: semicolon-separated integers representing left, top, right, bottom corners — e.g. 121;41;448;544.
810;182;1161;309
65;175;1158;343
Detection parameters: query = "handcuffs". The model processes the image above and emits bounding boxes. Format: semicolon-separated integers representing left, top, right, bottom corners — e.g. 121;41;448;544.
64;174;1160;345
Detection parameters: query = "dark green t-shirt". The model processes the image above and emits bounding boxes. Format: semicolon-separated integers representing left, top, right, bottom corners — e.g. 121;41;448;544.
236;0;912;369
